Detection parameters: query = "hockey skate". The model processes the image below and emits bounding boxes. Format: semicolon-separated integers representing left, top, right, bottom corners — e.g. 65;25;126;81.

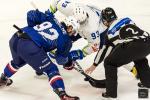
34;71;47;79
0;73;13;87
138;82;150;88
54;89;80;100
60;93;80;100
101;93;118;100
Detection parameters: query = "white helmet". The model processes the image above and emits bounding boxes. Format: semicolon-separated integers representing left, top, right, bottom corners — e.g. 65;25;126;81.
73;5;88;23
64;16;80;35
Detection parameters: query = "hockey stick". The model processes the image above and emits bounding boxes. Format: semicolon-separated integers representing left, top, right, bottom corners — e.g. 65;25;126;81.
13;24;25;36
30;1;38;10
45;52;106;88
13;24;23;33
74;61;106;88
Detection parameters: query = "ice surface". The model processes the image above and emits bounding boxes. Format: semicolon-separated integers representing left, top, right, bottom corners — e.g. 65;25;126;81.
0;0;150;100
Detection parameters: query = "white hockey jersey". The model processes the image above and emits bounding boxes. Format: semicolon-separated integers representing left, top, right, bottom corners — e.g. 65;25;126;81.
77;5;107;55
50;0;107;55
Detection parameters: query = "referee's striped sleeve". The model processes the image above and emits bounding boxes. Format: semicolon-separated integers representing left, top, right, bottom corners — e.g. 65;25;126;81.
93;46;106;66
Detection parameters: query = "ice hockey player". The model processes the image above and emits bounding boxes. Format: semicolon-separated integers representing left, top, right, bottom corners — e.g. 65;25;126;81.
50;0;106;55
49;0;139;78
0;9;80;100
85;7;150;99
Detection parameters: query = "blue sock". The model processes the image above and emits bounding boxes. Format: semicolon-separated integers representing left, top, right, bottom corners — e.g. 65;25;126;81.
44;63;65;90
4;61;18;78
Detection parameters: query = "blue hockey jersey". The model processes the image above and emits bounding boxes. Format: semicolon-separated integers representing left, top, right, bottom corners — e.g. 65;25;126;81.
22;10;72;65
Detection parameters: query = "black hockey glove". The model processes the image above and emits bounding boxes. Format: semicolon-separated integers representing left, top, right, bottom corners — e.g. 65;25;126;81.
63;59;75;70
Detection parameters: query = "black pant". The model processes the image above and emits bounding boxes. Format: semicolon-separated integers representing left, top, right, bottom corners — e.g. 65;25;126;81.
104;39;150;98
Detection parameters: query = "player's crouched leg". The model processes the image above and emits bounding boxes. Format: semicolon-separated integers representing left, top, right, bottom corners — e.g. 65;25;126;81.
134;58;150;88
43;63;80;100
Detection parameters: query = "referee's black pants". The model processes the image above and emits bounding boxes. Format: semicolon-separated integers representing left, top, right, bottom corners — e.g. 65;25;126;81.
104;38;150;98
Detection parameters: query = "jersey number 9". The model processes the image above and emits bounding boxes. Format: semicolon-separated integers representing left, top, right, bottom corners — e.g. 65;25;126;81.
91;31;100;40
34;22;59;40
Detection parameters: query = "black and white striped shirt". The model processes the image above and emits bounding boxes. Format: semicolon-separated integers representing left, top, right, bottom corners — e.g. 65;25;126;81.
93;17;150;66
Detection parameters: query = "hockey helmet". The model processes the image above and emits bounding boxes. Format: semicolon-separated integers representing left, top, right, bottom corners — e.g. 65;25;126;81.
73;5;89;23
63;16;80;35
102;7;117;22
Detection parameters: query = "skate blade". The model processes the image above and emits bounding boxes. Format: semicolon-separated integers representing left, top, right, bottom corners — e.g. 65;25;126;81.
0;84;8;88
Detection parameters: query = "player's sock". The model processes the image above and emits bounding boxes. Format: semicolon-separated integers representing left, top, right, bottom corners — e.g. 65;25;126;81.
45;64;65;90
4;61;18;78
49;74;79;100
49;74;65;90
